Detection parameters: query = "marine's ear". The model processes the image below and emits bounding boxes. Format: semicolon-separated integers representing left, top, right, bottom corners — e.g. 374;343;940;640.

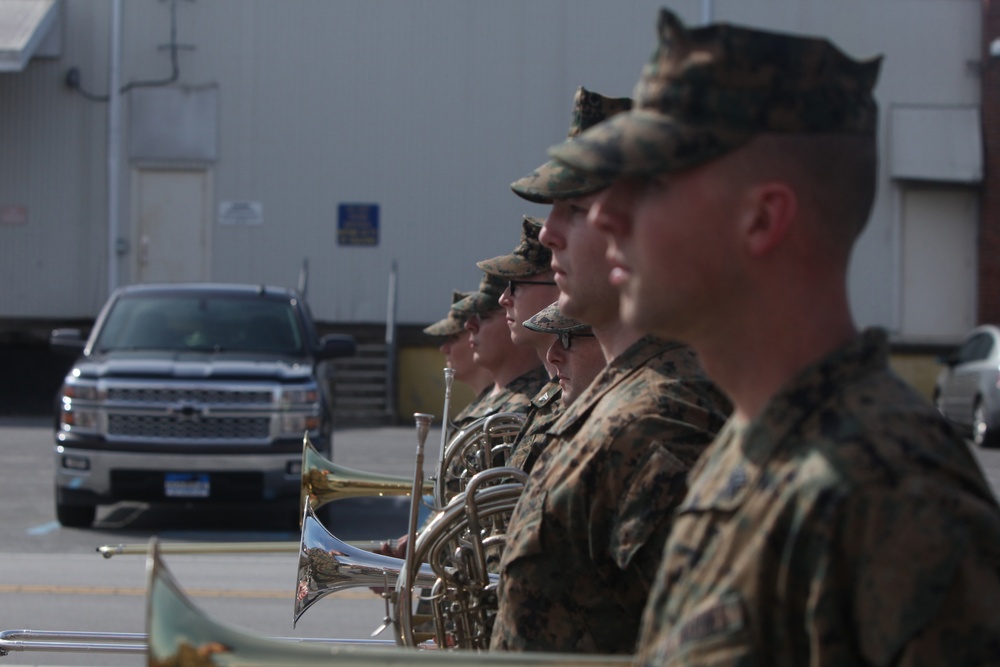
737;181;798;258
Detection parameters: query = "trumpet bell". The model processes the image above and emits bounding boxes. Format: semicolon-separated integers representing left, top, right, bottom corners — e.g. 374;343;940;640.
300;433;430;523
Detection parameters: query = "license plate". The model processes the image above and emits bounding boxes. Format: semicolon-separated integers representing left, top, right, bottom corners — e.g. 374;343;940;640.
164;473;210;498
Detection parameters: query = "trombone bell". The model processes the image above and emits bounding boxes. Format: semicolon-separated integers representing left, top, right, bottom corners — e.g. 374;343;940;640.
147;538;632;666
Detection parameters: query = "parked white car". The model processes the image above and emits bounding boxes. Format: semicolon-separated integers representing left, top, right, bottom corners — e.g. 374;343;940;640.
933;324;1000;448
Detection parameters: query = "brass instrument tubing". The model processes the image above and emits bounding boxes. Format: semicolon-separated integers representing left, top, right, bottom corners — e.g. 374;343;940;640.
97;540;388;558
434;368;455;510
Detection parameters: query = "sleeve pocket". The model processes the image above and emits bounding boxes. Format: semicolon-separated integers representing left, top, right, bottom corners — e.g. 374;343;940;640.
501;488;547;565
611;441;688;569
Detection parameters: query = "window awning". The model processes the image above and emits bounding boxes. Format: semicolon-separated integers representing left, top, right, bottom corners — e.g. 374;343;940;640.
0;0;59;73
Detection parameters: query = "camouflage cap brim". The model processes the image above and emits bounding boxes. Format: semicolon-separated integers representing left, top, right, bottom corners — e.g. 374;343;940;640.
456;291;503;316
523;301;590;334
476;216;552;278
510;158;614;204
548;108;752;179
512;86;633;203
455;273;506;316
423;314;466;337
476;256;549;279
424;289;475;335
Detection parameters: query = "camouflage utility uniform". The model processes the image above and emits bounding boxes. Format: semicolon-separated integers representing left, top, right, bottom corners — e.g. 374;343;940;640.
506;380;563;473
451;366;550;432
491;336;731;653
452;386;493;431
636;329;1000;666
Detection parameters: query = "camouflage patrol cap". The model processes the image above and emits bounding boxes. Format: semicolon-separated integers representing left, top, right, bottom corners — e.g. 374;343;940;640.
476;217;552;278
453;273;506;317
423;290;472;337
523;301;590;334
550;8;882;178
511;87;633;204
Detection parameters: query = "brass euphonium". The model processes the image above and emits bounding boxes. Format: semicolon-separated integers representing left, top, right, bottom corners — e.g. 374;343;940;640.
436;412;526;507
394;467;527;649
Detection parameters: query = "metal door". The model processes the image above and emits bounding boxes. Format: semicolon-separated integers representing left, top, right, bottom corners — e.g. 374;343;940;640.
898;185;978;339
132;169;212;283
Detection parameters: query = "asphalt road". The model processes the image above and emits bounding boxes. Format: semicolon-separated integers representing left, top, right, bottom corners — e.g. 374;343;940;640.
0;416;440;666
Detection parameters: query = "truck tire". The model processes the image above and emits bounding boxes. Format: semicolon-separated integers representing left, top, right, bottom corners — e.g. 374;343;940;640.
56;499;96;528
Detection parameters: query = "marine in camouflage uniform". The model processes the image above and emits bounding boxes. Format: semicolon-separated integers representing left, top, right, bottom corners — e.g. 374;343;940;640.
490;84;731;654
506;302;603;473
635;329;1000;666
451;272;549;430
424;289;494;429
477;216;564;472
491;335;731;653
550;8;1000;665
495;87;634;477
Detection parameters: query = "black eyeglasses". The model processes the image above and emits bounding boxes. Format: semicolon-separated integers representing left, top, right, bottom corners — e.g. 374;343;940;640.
507;278;556;296
557;330;595;351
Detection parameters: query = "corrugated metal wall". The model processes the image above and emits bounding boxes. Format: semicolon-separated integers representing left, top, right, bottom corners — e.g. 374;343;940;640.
0;0;111;319
0;0;985;335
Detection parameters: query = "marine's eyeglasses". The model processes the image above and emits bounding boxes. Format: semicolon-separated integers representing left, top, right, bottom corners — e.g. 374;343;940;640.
507;279;556;296
557;330;595;351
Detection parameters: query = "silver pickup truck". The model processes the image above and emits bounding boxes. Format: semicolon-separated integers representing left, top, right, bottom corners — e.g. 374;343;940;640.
49;282;355;528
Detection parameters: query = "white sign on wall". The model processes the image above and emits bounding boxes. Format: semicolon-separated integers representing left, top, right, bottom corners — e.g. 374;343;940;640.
218;201;263;226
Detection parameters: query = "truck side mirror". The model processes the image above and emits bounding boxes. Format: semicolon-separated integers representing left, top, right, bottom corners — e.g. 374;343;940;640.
50;328;87;354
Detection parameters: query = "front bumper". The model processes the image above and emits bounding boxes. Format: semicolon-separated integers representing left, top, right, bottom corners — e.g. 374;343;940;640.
54;445;302;506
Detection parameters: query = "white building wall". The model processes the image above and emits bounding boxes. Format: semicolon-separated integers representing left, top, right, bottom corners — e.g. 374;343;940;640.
0;0;984;337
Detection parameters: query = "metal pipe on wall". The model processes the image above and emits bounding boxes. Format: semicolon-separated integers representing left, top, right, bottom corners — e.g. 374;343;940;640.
107;0;123;296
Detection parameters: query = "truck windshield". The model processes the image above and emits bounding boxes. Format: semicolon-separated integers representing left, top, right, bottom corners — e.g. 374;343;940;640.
94;294;305;355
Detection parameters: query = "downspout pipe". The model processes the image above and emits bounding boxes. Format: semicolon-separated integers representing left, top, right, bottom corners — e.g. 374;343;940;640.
107;0;123;296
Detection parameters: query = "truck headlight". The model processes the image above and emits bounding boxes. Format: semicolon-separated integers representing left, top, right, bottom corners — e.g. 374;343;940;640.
60;380;100;433
62;382;100;401
280;413;321;434
280;388;319;406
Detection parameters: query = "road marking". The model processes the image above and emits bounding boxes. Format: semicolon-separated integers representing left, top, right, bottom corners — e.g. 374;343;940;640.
25;521;60;535
0;584;373;600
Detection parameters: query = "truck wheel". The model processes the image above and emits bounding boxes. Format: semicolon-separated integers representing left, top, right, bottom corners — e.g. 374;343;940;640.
56;501;96;528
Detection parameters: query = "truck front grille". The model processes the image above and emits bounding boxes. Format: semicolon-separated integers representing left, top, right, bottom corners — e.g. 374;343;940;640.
106;387;273;405
108;414;271;440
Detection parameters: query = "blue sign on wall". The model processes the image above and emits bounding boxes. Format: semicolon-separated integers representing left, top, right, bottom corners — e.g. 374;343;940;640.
337;203;379;246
